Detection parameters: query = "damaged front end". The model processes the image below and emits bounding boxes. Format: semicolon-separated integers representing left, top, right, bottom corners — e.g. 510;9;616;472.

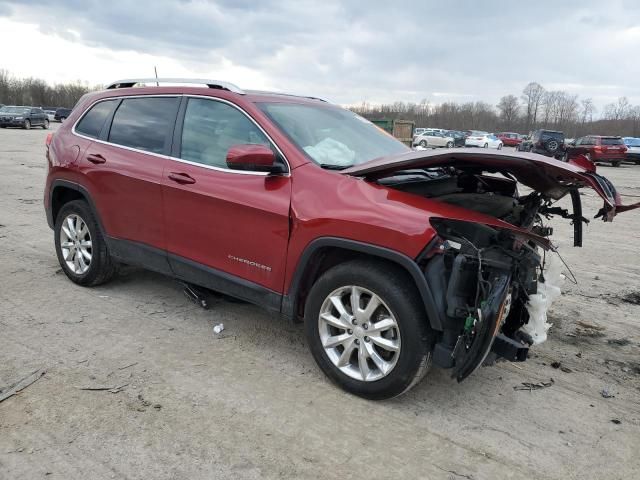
343;149;639;380
423;218;550;381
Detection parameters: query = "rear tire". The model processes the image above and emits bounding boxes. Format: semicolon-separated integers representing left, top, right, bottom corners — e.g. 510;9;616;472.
43;119;49;129
483;143;488;148
446;141;453;148
612;161;621;167
498;143;503;150
304;260;433;400
54;200;117;286
419;140;427;147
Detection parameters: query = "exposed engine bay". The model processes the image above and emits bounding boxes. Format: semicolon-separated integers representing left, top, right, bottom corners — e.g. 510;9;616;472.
344;150;640;381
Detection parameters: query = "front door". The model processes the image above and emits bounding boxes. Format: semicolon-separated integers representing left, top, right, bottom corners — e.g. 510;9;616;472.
162;97;291;302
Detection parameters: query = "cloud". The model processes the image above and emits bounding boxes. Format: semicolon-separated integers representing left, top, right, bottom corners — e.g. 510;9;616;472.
0;0;638;108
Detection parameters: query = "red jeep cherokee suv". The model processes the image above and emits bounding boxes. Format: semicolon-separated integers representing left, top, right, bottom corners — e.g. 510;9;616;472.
44;79;639;399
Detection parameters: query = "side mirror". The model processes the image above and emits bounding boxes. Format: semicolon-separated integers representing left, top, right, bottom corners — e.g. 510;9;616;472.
226;144;282;173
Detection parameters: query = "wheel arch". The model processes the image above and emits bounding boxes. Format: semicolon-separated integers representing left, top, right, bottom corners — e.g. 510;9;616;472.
282;237;443;331
48;180;104;234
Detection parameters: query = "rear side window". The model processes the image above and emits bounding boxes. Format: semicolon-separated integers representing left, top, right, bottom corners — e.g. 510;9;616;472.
76;100;117;139
602;137;623;145
108;97;180;154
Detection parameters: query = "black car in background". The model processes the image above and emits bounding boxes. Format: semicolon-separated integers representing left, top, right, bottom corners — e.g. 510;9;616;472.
54;108;73;122
445;130;466;147
518;129;565;158
0;106;49;129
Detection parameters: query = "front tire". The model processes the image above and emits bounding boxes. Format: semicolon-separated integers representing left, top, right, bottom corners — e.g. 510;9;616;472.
23;120;31;130
446;141;454;148
54;200;116;286
304;260;433;400
612;161;621;167
497;143;503;150
419;140;427;147
483;143;489;148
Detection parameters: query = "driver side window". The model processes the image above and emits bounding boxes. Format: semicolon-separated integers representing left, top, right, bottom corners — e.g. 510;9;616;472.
180;98;271;169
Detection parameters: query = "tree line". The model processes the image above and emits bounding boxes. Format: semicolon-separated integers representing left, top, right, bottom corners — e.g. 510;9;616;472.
351;82;640;138
0;70;98;109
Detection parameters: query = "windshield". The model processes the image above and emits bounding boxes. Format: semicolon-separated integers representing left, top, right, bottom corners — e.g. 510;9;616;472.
258;102;409;167
2;106;29;114
624;138;640;147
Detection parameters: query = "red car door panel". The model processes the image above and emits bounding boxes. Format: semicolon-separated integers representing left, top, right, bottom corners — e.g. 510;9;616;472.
163;164;291;291
162;96;291;293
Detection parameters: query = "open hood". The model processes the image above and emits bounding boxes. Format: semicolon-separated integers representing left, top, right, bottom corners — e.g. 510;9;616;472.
342;149;640;221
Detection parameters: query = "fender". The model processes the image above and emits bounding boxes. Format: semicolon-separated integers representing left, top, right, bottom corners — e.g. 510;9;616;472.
47;179;105;233
282;237;444;330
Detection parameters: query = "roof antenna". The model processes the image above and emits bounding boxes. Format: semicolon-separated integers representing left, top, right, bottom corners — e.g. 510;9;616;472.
154;66;159;86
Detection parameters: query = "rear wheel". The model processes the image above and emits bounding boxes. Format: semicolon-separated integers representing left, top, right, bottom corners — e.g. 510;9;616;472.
419;140;427;147
54;200;117;286
446;141;453;148
304;260;433;400
612;161;621;167
43;119;50;129
483;143;488;148
497;143;503;150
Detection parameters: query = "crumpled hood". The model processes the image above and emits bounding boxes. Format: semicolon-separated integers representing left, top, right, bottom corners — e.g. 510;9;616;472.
342;149;639;220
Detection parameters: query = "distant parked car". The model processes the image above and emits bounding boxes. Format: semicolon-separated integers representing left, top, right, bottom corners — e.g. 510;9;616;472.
465;132;503;149
44;110;57;121
518;129;565;158
444;130;466;147
497;132;522;147
412;130;455;148
414;128;428;136
55;108;73;122
623;137;640;164
0;105;49;129
565;136;628;167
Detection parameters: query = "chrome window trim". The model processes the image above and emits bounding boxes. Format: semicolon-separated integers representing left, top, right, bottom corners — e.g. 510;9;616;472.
71;93;291;177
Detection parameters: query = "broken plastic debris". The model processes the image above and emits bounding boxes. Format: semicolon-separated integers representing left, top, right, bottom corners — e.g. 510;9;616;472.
213;323;224;334
521;255;564;345
600;386;615;398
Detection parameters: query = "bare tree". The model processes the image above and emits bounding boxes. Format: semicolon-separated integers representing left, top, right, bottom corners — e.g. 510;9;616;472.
521;82;545;131
496;95;520;129
580;98;596;124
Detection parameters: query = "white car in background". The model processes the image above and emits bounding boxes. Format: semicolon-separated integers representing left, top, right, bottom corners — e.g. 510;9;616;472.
465;132;503;149
412;130;455;148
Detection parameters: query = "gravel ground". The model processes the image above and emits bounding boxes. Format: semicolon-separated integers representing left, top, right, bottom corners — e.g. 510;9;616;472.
1;124;639;480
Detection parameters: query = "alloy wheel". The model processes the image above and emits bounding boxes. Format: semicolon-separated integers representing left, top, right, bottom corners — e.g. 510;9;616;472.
318;286;401;382
59;214;93;274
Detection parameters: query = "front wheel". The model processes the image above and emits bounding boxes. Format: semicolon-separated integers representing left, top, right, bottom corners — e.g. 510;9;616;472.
446;141;454;148
612;161;621;167
483;143;488;148
497;143;503;150
419;140;427;147
23;119;31;130
54;200;117;286
304;260;433;400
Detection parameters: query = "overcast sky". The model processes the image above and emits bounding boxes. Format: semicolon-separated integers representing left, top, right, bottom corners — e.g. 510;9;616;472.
0;0;638;110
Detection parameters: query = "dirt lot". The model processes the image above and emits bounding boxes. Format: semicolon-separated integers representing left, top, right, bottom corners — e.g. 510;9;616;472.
1;124;639;480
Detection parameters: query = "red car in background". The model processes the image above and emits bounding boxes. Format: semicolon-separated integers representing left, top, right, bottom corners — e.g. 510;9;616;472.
565;135;628;167
497;132;522;147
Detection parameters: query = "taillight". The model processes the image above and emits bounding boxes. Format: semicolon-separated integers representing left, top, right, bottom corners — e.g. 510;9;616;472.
45;132;53;147
594;145;602;153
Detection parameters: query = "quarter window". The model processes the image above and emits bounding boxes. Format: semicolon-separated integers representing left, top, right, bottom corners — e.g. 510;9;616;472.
180;98;272;169
76;100;118;139
108;97;180;154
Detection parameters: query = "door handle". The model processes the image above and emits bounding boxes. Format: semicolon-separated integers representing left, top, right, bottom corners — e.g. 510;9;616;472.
168;172;196;185
86;153;106;164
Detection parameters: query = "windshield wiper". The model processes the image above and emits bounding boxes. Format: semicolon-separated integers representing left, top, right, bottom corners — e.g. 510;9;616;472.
319;163;349;170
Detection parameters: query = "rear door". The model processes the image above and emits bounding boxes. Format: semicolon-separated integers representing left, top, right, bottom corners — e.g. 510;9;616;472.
162;96;291;298
76;95;180;270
